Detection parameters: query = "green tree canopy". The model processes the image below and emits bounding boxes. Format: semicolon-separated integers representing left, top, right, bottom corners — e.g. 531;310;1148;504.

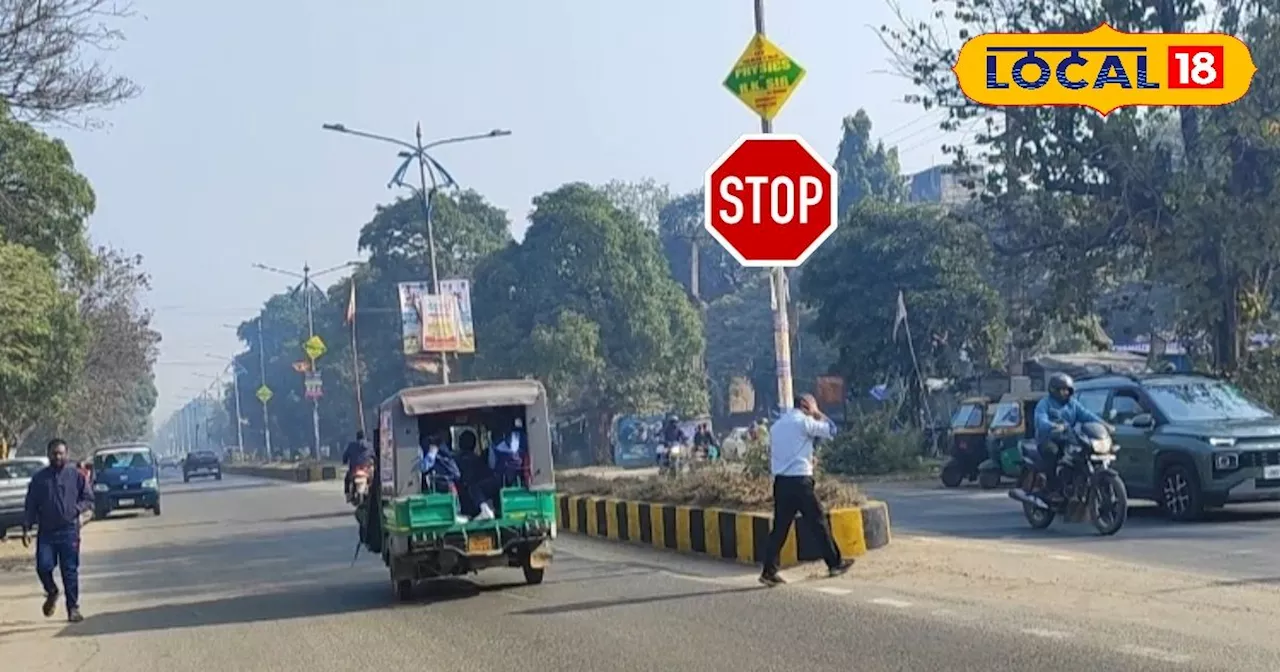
833;109;907;214
800;200;1005;390
0;242;84;455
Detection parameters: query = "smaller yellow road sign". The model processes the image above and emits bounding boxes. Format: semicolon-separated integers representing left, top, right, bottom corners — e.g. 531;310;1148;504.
303;335;326;360
256;385;273;404
723;33;807;121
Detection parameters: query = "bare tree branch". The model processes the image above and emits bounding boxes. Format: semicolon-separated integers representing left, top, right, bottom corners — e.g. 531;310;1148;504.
0;0;140;126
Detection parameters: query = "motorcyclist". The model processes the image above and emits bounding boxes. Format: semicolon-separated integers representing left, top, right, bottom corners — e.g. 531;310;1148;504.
658;415;685;467
1032;373;1106;501
342;430;374;496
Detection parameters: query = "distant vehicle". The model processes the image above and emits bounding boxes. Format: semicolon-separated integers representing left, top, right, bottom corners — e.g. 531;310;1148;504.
0;458;49;540
183;450;222;483
92;444;161;519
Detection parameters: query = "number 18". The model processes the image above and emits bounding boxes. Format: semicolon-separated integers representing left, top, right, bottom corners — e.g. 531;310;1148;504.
1168;46;1224;89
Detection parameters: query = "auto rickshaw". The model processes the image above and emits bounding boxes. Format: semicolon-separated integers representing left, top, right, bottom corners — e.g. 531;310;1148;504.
976;391;1046;489
940;396;994;487
359;379;557;602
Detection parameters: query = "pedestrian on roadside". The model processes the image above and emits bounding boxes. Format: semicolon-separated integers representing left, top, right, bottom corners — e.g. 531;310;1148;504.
21;438;93;622
759;394;855;587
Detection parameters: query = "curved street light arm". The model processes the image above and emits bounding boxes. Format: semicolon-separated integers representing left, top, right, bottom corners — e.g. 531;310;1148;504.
421;130;512;151
321;124;417;153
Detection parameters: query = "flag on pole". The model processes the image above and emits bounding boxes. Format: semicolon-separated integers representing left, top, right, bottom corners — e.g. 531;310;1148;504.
892;290;908;342
344;282;356;325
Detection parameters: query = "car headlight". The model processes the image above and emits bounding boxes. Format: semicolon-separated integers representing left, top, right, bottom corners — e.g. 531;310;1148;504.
93;483;108;492
669;446;681;456
1090;439;1113;455
1208;437;1236;448
1214;452;1239;470
141;478;158;489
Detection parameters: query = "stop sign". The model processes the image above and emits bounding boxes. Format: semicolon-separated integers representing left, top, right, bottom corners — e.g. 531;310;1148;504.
704;133;838;267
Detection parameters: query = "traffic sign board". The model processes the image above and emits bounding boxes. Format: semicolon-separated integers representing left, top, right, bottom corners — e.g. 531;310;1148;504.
303;335;326;360
304;372;323;400
703;134;838;268
723;33;806;121
256;385;273;404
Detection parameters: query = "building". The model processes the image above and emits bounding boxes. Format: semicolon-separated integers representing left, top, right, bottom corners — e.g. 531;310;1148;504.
908;164;979;206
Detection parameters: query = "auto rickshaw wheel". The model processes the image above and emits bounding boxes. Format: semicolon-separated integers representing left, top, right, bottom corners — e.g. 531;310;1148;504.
940;461;964;488
394;579;413;602
978;469;1002;490
522;562;545;585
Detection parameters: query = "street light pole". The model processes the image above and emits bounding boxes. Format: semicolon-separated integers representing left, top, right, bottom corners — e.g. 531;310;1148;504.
257;318;272;460
321;121;511;385
252;260;356;460
207;354;246;457
752;0;795;412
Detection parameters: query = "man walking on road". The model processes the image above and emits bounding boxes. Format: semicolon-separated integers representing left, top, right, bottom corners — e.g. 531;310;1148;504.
21;438;93;622
759;394;854;587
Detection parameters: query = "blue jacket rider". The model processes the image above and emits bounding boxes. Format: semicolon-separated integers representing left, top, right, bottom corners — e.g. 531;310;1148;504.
1032;373;1104;497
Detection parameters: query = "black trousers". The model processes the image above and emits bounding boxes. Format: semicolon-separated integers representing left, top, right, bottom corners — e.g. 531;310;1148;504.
761;475;842;576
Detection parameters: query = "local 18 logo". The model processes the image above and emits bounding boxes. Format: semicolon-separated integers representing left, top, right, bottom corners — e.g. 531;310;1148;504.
951;23;1256;115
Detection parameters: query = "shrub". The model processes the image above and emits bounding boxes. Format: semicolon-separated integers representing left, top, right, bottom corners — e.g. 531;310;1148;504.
820;408;924;476
740;425;771;478
557;465;865;512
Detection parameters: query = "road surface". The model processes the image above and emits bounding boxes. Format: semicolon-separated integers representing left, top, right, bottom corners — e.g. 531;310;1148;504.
1;471;1276;671
864;479;1280;578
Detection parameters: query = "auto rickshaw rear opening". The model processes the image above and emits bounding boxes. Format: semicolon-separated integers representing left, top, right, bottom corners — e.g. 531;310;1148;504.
358;379;557;602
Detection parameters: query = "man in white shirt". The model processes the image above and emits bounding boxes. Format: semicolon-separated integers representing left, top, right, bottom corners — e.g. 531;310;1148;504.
759;394;855;587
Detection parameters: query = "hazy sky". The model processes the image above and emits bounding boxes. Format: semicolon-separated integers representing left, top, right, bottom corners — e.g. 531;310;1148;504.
57;0;965;422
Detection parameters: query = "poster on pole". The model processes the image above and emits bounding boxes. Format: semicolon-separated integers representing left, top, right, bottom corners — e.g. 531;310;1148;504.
439;278;476;354
419;293;462;353
397;281;431;356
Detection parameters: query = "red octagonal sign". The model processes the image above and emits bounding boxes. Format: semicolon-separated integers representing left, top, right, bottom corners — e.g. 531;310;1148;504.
704;133;838;268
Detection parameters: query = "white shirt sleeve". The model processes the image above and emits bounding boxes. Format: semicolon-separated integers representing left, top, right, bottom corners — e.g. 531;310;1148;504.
801;415;836;440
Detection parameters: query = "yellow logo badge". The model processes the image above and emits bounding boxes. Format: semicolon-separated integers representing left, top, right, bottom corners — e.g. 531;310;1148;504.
952;23;1257;115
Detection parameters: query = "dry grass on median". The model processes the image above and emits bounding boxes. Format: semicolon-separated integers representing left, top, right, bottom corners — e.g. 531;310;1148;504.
556;466;867;513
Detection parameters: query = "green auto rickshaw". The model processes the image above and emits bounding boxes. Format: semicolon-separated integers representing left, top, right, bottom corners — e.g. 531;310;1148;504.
360;379;557;602
976;391;1046;489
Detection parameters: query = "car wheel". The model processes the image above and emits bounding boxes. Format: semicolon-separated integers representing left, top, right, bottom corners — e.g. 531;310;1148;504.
152;502;162;517
93;506;108;520
1159;462;1204;522
183;475;190;483
0;527;7;540
215;472;222;481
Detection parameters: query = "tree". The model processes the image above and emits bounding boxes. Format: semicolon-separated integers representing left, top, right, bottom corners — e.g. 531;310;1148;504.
833;110;907;214
0;107;96;278
880;0;1280;373
800;200;1005;391
472;183;708;462
227;293;316;456
601;178;671;231
0;242;84;458
656;189;748;304
0;0;140;125
28;248;160;452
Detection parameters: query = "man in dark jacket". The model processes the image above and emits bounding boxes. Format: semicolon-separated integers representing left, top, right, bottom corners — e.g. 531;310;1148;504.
22;438;92;622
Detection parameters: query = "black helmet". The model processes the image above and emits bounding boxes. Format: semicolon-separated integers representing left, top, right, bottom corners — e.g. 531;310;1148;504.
1048;372;1075;400
666;414;679;423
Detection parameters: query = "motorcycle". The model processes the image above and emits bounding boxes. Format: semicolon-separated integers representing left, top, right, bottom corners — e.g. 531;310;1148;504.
347;465;371;507
1007;420;1128;536
657;442;689;477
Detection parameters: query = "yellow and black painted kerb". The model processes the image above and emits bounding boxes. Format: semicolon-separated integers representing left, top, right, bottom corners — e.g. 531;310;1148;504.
556;495;891;567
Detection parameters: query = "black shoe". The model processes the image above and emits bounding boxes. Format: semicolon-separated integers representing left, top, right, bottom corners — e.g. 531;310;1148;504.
828;559;856;578
41;591;59;618
67;608;83;623
758;573;786;587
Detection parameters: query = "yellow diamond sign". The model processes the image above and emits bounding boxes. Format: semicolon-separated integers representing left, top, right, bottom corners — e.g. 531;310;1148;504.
255;385;273;404
303;335;326;360
723;33;807;121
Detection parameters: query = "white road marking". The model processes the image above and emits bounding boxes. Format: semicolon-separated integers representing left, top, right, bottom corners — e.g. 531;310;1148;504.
1117;645;1192;663
1021;628;1073;640
869;597;913;608
1049;554;1075;561
997;547;1032;555
814;587;852;596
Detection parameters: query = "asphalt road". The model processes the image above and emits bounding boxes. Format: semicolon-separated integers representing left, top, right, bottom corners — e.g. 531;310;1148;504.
0;471;1270;672
864;479;1280;578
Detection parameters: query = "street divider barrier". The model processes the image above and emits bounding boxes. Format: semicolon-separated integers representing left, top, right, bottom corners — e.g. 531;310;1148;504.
222;463;340;483
556;495;891;568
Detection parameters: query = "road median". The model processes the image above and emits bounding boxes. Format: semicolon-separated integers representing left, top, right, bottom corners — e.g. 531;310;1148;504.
557;468;891;568
222;462;340;483
0;511;93;572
